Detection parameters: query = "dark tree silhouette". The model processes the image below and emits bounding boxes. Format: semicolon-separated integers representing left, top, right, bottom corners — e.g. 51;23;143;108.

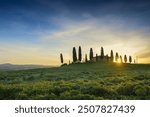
96;54;98;62
101;47;104;59
115;52;119;62
78;46;82;61
60;53;63;64
124;55;127;63
106;54;109;62
69;60;70;64
110;50;114;62
129;56;132;63
89;48;93;60
120;55;123;63
73;47;77;62
85;54;88;63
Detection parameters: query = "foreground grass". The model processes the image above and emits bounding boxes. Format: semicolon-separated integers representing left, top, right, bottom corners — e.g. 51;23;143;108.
0;63;150;99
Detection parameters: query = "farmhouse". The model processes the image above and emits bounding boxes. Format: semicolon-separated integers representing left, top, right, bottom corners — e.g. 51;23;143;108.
92;55;109;62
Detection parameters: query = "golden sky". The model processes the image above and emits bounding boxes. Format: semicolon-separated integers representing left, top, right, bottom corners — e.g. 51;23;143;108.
0;20;149;65
0;0;150;65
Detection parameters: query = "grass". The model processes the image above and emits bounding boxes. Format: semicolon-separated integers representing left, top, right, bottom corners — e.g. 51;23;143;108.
0;62;150;100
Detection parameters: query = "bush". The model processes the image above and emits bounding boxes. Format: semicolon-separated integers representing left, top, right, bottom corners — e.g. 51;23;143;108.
81;86;111;97
117;83;136;96
134;85;150;99
0;85;22;99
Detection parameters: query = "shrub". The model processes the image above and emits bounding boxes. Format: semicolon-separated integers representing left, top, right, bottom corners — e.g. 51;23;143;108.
0;85;22;99
134;85;150;98
81;86;111;97
117;83;136;96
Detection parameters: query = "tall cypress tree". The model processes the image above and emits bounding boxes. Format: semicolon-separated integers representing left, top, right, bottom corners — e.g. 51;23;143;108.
124;55;127;63
60;53;63;64
78;46;82;61
85;54;88;63
89;48;93;60
115;52;119;62
96;54;98;62
106;54;109;62
101;47;104;59
129;56;132;63
110;50;114;62
73;47;77;62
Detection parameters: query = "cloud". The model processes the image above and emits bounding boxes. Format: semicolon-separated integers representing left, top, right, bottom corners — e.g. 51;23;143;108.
138;52;150;59
40;19;150;63
1;17;149;65
0;0;150;65
134;47;150;63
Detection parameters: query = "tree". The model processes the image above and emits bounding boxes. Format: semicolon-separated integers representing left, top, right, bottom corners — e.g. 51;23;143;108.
85;54;88;63
96;54;98;62
124;55;127;63
101;47;104;59
106;54;109;62
78;46;82;61
60;53;63;64
120;55;123;63
73;47;77;62
89;48;93;60
69;60;70;64
115;52;119;62
129;56;132;63
110;50;114;62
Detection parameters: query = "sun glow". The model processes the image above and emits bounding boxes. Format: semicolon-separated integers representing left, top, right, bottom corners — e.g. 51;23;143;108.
117;58;121;63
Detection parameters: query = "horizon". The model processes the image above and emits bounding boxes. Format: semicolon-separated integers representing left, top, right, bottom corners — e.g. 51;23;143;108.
0;0;150;65
0;61;150;66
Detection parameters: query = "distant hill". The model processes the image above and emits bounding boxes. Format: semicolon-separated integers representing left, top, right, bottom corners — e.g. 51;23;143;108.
0;63;53;70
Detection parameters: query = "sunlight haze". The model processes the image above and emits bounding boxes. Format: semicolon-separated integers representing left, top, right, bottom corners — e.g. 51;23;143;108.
0;0;150;65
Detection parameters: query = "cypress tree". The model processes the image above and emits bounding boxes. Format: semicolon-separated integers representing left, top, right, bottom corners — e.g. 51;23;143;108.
124;55;127;63
101;47;104;59
106;54;109;62
120;55;123;63
60;53;63;64
129;56;132;63
73;47;77;62
89;48;93;60
69;60;70;64
85;54;88;63
96;54;98;62
110;50;114;62
115;52;119;62
78;46;82;61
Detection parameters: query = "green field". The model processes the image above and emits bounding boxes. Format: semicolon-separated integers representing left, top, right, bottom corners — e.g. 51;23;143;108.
0;63;150;100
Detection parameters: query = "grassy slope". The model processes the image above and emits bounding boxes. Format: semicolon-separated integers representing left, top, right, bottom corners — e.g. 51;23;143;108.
0;63;150;100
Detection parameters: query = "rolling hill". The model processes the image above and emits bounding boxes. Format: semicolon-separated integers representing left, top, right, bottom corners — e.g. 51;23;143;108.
0;63;52;71
0;62;149;100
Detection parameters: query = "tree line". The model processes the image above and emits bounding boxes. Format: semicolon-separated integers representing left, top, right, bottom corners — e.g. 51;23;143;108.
60;46;133;65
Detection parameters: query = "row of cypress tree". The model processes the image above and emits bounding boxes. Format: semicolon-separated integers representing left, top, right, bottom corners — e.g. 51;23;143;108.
60;46;133;64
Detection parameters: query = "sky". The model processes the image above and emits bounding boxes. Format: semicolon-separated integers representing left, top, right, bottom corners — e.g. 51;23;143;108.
0;0;150;65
